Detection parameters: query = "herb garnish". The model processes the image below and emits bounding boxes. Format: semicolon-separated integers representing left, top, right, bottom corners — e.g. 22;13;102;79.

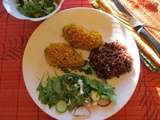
81;61;94;74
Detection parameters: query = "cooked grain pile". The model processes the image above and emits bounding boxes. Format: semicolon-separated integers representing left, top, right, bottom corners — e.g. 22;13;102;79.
63;24;102;50
89;41;133;79
45;43;84;68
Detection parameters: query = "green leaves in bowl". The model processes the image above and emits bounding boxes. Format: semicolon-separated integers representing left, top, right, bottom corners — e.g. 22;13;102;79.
15;0;58;18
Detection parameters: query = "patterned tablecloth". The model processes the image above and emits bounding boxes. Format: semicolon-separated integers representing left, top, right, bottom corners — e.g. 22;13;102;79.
0;0;160;120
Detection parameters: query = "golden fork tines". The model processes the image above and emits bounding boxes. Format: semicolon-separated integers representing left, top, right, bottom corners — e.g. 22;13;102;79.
96;0;132;30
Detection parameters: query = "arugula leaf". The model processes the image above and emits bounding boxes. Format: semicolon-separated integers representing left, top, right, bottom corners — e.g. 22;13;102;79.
37;82;43;91
109;94;116;103
52;78;62;94
48;94;59;108
83;77;99;90
46;78;53;92
38;87;49;104
68;95;86;111
82;76;116;102
81;61;93;74
61;73;80;84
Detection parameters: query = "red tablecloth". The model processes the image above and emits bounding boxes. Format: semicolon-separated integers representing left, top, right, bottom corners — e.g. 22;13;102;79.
0;0;160;120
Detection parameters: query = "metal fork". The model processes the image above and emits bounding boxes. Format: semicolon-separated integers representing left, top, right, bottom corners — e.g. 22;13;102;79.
93;0;160;32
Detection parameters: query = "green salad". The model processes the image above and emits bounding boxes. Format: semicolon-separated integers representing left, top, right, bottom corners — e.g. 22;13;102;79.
15;0;58;18
37;72;116;114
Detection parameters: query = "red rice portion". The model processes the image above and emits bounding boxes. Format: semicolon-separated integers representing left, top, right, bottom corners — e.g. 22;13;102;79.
89;41;133;79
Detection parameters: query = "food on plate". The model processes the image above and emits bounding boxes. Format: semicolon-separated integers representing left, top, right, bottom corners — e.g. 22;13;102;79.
45;43;84;68
81;61;94;74
55;100;67;113
73;106;91;118
89;41;133;79
97;97;111;107
63;24;102;50
15;0;58;18
37;72;116;114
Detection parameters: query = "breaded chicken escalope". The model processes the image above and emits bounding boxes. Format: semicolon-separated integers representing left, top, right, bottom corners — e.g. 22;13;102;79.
63;24;102;50
45;43;84;68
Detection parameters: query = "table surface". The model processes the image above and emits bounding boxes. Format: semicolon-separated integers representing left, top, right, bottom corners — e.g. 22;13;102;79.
0;0;160;120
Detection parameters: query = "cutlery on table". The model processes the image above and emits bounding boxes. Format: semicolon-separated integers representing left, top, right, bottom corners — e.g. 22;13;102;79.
112;0;160;55
91;0;160;71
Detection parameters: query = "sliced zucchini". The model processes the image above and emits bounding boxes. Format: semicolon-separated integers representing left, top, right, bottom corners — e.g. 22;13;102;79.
55;100;67;113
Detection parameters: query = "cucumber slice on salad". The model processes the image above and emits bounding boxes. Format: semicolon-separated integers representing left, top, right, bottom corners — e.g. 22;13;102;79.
55;100;67;113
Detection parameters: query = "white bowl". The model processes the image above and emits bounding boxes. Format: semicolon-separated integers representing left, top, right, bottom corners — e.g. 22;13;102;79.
3;0;64;21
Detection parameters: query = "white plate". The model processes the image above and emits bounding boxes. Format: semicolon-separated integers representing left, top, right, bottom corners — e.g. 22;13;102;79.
23;8;140;120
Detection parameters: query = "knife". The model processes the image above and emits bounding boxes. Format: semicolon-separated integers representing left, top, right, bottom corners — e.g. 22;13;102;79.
112;0;160;55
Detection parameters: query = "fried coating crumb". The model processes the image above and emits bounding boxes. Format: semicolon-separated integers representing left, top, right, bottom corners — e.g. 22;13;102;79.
45;43;84;68
63;24;102;50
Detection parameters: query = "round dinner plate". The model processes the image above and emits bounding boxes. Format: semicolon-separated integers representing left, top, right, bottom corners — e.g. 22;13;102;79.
23;8;140;120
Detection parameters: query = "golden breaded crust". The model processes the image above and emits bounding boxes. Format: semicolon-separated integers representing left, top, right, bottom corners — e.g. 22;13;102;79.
63;24;102;50
45;43;84;68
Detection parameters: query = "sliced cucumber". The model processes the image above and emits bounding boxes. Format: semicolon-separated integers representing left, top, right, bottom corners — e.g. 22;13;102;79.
55;100;67;113
90;91;100;102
